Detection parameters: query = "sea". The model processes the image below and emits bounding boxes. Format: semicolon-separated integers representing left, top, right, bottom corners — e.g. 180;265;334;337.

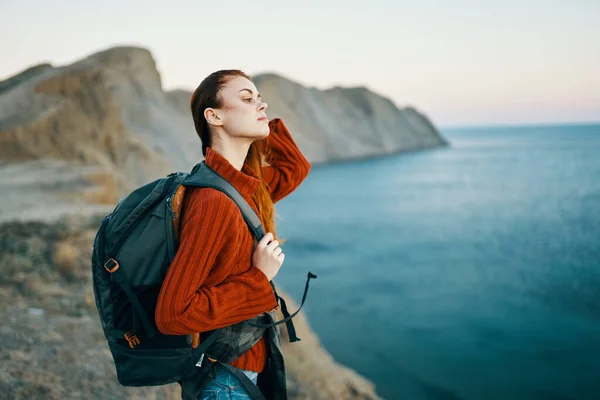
273;123;600;400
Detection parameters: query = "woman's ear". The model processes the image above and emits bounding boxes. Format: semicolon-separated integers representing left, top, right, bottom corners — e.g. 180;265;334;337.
204;107;224;126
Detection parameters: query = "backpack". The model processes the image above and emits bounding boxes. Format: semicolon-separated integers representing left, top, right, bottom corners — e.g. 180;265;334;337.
91;161;317;395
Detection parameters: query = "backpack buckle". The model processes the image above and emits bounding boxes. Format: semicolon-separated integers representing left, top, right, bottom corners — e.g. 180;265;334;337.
104;258;119;273
124;331;140;348
269;304;281;313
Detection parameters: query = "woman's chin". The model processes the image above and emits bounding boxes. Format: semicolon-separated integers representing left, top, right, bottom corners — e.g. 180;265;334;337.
257;127;270;139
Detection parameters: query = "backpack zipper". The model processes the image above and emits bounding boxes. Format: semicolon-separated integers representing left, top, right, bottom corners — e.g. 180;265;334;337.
166;196;176;218
165;195;176;261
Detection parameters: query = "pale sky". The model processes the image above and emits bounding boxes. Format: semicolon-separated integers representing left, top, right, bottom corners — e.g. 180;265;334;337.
1;0;599;127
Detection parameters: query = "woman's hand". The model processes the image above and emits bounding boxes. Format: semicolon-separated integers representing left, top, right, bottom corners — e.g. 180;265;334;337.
252;232;284;281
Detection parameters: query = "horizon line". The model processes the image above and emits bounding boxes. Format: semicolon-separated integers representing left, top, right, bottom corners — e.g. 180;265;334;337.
439;120;600;131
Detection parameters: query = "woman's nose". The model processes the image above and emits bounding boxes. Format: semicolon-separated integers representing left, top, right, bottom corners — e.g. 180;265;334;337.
259;101;268;112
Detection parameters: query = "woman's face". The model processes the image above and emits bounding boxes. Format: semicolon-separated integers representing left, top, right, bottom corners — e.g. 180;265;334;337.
211;75;270;140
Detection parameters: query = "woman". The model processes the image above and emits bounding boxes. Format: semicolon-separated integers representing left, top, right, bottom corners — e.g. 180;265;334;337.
155;70;311;399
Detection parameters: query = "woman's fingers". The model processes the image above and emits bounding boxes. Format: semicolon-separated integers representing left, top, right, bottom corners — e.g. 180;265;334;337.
258;233;284;262
258;232;274;249
266;240;280;253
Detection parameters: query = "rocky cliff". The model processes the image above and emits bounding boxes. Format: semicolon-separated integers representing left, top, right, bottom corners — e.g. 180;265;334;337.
252;73;446;163
0;45;446;399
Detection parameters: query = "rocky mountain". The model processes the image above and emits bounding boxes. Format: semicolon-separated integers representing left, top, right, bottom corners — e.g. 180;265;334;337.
0;45;447;399
253;73;446;163
0;45;446;223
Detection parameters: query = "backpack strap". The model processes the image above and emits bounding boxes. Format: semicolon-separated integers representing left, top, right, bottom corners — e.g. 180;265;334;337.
183;161;318;343
105;261;158;338
249;272;317;334
270;281;301;342
182;162;265;240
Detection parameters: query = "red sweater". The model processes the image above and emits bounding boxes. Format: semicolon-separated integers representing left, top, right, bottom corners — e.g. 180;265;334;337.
155;118;311;372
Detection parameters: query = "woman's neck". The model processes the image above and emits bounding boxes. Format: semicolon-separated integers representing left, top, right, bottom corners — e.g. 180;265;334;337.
210;140;251;171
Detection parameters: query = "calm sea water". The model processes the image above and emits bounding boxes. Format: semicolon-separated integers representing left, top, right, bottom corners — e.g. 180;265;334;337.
274;123;600;400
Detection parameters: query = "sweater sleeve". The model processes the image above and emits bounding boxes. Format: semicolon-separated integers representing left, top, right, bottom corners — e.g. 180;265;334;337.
155;190;278;335
260;118;311;203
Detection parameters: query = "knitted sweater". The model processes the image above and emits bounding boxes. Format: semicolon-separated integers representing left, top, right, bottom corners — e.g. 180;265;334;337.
155;118;311;372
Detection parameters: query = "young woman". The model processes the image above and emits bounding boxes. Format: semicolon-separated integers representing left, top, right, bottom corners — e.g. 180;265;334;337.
155;70;311;399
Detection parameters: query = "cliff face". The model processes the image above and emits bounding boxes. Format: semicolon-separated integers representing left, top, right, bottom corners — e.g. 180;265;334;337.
0;45;446;399
252;73;446;163
0;47;196;197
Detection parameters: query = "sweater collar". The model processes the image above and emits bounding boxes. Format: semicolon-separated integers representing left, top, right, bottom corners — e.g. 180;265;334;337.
203;147;261;202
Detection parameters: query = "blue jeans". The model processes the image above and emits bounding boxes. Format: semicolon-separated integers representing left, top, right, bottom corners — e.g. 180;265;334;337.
198;364;259;400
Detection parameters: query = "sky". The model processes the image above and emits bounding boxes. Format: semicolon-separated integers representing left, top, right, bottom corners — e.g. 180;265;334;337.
1;0;599;128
